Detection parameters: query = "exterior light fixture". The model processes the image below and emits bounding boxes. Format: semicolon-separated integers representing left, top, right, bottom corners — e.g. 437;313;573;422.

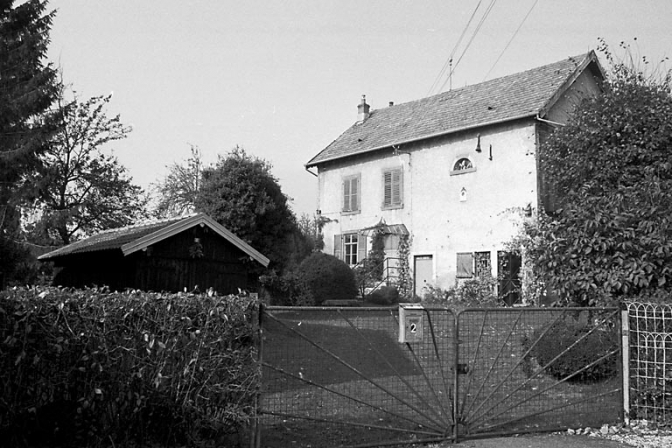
475;134;482;153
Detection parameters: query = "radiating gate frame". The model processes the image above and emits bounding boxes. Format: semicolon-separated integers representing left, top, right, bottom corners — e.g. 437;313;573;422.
253;305;626;447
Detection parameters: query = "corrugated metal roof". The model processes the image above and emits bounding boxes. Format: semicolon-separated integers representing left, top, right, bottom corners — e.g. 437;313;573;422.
306;52;599;167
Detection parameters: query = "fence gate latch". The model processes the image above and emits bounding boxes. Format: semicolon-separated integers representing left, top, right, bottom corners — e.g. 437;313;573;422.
399;304;424;343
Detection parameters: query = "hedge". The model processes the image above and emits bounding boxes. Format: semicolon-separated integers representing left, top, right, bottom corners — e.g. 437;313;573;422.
0;287;259;447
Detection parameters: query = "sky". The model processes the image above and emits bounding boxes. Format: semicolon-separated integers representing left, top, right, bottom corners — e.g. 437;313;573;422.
46;1;672;216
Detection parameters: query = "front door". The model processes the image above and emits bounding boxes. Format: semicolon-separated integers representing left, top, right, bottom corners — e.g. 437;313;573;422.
413;255;433;298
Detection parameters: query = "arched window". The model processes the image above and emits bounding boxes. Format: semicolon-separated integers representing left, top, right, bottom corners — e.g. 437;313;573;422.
451;157;476;175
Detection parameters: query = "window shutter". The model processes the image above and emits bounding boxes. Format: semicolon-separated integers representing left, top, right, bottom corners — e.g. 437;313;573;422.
352;177;359;211
357;234;368;263
456;253;474;278
343;180;351;211
333;234;343;260
383;169;402;207
392;169;402;205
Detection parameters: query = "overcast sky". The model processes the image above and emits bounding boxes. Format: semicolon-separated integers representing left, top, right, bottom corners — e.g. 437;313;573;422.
47;1;672;216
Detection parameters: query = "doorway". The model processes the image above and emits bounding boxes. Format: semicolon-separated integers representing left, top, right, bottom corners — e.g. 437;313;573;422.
413;255;433;298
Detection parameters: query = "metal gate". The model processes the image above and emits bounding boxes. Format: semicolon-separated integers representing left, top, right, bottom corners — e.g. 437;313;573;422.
255;305;623;447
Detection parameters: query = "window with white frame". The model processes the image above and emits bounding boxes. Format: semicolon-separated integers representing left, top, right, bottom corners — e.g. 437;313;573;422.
343;233;359;265
382;168;403;209
342;174;360;213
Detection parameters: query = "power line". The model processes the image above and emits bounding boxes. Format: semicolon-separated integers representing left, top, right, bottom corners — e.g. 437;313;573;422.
482;0;540;81
427;0;484;96
438;0;498;93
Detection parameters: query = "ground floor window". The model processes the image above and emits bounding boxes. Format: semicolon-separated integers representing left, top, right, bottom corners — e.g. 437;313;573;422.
344;234;359;265
475;251;491;278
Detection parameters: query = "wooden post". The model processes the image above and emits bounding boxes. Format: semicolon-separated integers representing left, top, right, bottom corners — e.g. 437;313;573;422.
621;309;630;426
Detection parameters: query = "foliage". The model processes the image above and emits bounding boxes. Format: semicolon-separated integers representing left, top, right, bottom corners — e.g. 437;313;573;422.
152;144;204;218
421;276;499;310
0;286;259;447
396;234;413;300
298;252;358;305
259;269;312;306
195;146;300;271
367;285;399;306
522;314;619;383
0;0;60;285
22;90;147;246
526;43;672;306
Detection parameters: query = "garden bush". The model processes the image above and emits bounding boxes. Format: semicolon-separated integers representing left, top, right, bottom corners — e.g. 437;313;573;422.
523;315;619;383
298;253;358;305
0;286;258;447
421;276;499;310
367;285;399;305
259;269;313;306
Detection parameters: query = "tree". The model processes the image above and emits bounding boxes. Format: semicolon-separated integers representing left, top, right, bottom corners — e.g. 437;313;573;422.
195;147;298;270
152;144;203;218
524;43;672;306
23;90;147;246
0;0;60;284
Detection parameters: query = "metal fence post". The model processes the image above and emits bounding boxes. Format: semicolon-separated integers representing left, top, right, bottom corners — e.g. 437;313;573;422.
621;309;630;426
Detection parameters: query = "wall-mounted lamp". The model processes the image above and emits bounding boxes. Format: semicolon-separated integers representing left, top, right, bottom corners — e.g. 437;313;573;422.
489;144;493;161
475;134;482;153
524;203;532;217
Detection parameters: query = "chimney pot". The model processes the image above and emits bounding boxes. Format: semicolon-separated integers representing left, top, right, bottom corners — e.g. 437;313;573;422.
357;94;370;123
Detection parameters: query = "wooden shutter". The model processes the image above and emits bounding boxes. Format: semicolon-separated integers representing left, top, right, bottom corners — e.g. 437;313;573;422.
333;234;342;260
357;234;368;263
383;169;402;207
343;179;351;211
456;252;474;278
351;176;359;211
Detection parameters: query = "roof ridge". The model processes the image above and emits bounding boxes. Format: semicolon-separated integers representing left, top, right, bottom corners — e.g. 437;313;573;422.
95;212;200;236
368;52;590;114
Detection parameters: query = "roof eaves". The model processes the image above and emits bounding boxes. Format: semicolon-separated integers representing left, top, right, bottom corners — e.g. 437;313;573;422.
305;111;538;168
120;213;270;267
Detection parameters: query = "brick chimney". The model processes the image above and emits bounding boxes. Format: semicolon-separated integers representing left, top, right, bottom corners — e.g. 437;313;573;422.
357;95;370;123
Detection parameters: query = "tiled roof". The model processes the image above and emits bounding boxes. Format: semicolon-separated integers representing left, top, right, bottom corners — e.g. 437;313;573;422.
306;52;599;167
38;215;191;259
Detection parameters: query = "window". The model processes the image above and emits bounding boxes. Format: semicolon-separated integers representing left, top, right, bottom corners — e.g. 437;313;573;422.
450;157;476;175
382;168;403;209
456;252;474;278
475;251;491;278
344;234;359;265
342;175;360;213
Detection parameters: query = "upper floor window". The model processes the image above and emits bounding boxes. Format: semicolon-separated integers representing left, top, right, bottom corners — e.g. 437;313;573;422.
382;168;403;209
342;174;360;213
450;157;476;175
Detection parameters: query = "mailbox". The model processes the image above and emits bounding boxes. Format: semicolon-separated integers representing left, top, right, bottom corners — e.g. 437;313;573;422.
399;304;424;343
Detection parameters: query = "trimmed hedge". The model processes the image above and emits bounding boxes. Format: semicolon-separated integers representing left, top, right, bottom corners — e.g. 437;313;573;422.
298;253;358;306
0;287;258;447
523;315;619;383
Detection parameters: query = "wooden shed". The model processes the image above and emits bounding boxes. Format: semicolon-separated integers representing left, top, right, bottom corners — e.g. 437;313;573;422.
38;214;270;294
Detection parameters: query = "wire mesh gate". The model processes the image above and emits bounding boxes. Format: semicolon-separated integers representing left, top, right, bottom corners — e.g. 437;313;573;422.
255;306;623;447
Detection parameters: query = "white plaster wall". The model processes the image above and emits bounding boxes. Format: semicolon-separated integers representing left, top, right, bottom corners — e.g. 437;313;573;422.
317;121;537;292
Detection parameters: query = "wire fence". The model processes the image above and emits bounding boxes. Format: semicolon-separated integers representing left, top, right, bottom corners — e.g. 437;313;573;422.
257;305;623;447
627;301;672;423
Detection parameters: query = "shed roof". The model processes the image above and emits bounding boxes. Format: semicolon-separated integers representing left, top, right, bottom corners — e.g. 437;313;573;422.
306;51;602;167
38;213;270;267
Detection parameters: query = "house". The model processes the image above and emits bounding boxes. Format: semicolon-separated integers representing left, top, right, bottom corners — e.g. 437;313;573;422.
305;52;605;303
38;213;270;294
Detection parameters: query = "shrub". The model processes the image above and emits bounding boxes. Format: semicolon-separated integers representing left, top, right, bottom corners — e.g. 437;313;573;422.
523;315;619;383
259;269;312;306
421;276;499;310
298;253;358;305
0;287;258;447
367;286;399;305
